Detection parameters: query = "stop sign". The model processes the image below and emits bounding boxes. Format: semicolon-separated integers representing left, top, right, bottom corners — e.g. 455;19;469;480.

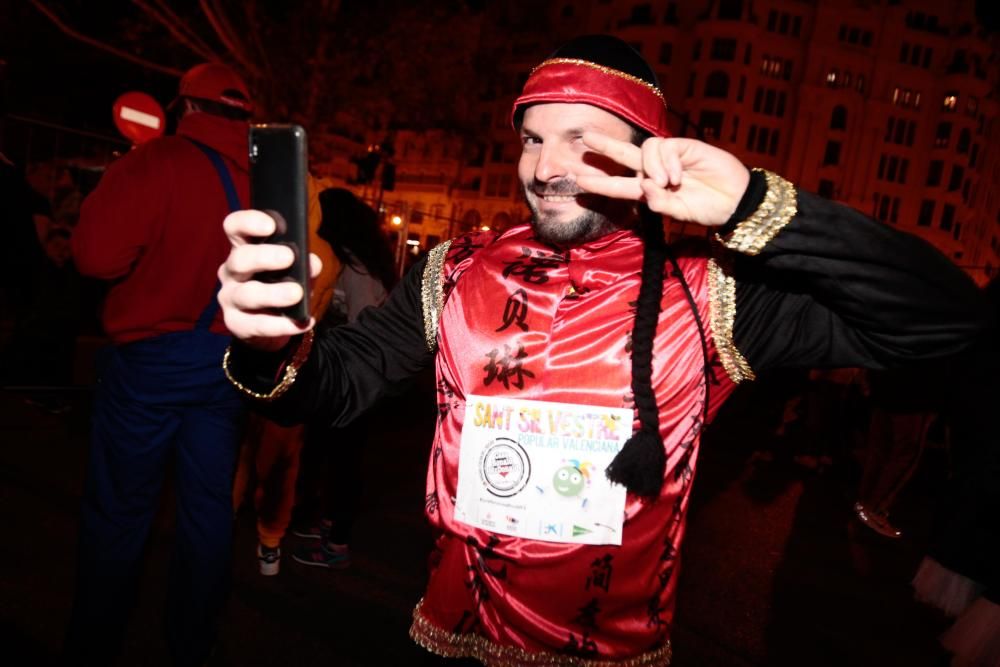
112;91;166;144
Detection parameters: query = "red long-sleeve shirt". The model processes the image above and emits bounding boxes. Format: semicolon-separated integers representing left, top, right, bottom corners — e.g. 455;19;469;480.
73;112;249;343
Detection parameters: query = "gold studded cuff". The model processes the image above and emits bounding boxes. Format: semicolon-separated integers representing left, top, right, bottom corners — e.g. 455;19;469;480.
421;240;452;353
718;169;797;256
222;329;315;401
707;257;755;383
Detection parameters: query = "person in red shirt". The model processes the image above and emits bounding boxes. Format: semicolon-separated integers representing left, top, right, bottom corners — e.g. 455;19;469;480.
65;63;252;666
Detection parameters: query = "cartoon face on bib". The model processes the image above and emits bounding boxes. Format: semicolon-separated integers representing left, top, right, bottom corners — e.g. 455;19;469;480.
553;466;585;497
552;459;593;497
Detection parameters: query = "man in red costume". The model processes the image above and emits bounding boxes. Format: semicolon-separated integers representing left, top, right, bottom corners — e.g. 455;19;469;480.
217;36;991;665
67;63;252;666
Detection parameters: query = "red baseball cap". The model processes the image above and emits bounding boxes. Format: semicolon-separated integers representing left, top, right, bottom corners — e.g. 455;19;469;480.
174;62;253;113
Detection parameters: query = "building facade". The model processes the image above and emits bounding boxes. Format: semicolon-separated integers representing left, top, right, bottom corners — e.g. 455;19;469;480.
316;0;999;283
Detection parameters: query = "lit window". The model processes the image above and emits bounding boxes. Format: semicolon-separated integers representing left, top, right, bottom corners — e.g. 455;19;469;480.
942;94;958;111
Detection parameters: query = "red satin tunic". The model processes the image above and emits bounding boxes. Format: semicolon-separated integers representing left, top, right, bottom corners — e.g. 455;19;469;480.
410;224;737;665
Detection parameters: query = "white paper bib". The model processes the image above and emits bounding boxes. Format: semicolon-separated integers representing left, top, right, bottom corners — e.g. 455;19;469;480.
454;395;631;545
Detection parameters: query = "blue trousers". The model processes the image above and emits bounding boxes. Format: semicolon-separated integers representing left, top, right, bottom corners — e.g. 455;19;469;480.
65;331;245;666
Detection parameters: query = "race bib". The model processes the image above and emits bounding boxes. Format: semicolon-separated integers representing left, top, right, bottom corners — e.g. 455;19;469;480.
454;395;631;545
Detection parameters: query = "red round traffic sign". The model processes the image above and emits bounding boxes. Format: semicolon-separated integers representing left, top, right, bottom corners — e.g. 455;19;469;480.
112;91;166;144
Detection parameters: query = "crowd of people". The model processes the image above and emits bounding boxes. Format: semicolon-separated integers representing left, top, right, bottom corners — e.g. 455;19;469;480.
1;34;997;667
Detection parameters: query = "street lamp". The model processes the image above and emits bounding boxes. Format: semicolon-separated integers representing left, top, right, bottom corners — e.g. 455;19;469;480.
390;214;406;278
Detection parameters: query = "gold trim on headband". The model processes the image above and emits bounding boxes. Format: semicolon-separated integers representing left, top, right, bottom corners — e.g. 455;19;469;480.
530;58;666;102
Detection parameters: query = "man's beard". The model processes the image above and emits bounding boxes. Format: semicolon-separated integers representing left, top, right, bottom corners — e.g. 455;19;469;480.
523;179;634;246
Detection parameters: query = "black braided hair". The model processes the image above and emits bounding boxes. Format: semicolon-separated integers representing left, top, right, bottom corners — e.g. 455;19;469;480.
605;205;669;497
604;208;713;499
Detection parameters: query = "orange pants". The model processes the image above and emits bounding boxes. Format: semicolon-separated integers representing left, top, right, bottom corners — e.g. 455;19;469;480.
232;415;303;548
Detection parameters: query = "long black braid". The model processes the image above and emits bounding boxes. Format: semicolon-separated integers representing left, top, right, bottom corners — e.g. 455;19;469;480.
605;205;712;498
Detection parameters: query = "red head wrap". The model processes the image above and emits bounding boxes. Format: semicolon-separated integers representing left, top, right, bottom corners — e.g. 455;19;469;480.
512;57;670;138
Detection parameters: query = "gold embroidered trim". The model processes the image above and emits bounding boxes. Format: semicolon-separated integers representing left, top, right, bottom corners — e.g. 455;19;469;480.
531;58;666;102
707;258;755;383
409;600;672;667
421;239;452;353
719;169;798;256
222;329;315;401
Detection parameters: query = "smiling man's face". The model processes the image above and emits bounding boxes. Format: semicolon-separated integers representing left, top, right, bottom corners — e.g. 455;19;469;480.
518;103;637;246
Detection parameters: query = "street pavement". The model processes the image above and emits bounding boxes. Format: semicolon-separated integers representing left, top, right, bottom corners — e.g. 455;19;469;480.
0;374;955;666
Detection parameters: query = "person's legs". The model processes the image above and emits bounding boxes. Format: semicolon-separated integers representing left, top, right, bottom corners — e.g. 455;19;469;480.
64;353;178;664
293;418;363;569
326;418;365;546
858;408;891;506
231;416;261;513
168;389;243;667
868;412;929;514
251;420;304;574
254;421;304;548
856;410;928;538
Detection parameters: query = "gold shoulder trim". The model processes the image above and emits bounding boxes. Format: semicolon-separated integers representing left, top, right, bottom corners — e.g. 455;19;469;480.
222;329;315;401
421;239;452;353
707;258;755;383
719;169;797;256
410;599;672;666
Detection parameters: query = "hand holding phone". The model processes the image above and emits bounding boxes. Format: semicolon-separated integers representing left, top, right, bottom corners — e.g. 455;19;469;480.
249;123;310;323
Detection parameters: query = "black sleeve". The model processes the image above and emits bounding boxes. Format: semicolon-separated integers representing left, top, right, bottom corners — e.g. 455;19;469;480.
732;187;994;372
226;255;434;426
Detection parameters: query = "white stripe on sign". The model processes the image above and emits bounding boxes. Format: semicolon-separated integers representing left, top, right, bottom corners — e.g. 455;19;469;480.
120;106;162;129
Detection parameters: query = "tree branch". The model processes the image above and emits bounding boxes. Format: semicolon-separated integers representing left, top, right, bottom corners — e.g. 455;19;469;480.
131;0;221;62
244;0;272;77
29;0;184;77
199;0;261;77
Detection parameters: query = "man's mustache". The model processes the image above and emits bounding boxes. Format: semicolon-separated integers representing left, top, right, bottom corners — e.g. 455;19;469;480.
529;180;585;197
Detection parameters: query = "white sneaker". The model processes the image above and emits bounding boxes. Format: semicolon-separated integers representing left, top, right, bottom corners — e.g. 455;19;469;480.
257;543;281;576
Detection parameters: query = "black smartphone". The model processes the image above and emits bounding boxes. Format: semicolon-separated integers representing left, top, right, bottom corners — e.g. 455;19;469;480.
249;123;310;323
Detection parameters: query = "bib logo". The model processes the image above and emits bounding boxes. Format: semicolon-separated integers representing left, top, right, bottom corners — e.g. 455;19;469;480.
479;437;531;498
552;459;593;500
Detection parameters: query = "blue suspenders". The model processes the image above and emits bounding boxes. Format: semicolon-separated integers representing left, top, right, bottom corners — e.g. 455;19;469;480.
187;139;243;330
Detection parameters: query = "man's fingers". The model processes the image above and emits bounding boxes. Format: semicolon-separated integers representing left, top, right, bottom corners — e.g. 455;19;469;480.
576;174;644;201
224;243;295;279
582;132;643;171
309;253;324;279
223;209;276;246
665;148;683;187
224;310;313;341
228;280;304;312
640;178;672;214
642;140;669;188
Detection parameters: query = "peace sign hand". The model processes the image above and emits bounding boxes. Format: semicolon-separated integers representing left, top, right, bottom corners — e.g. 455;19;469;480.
576;133;751;227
